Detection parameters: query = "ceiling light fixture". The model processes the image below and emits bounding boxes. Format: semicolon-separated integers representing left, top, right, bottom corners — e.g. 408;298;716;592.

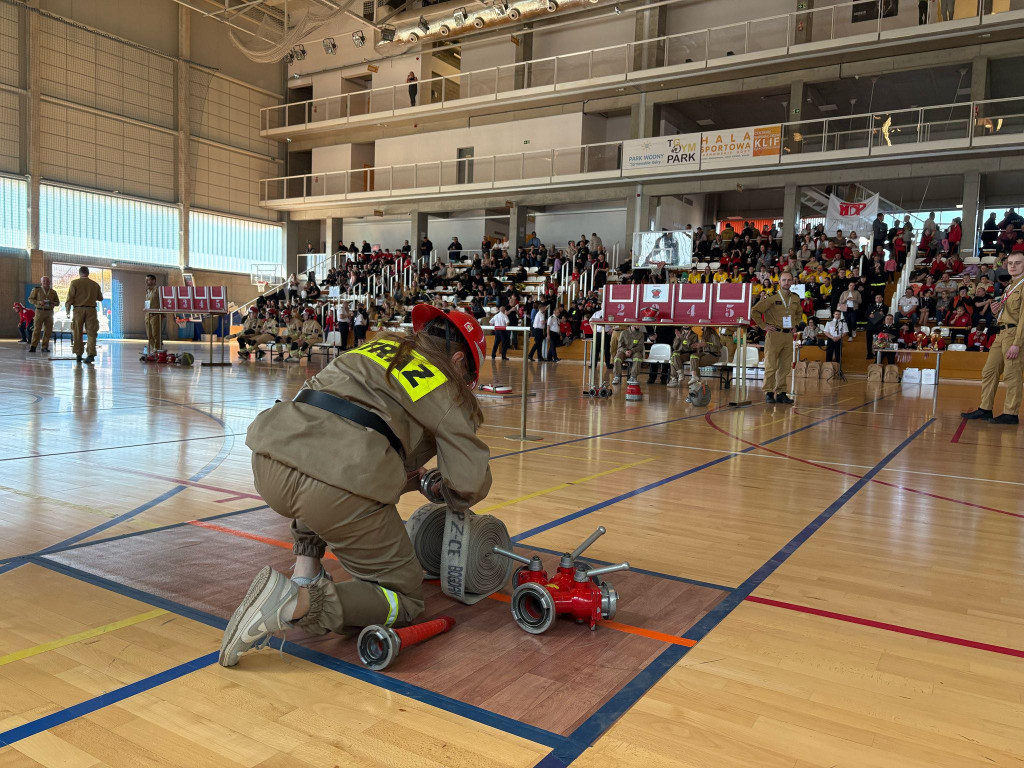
380;24;396;43
417;16;430;33
352;30;365;47
613;4;622;13
322;37;337;54
454;7;467;24
292;44;306;60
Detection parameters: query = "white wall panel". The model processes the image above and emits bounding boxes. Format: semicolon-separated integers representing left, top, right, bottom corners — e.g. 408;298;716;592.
40;101;176;202
0;90;20;174
190;68;280;157
0;1;20;89
39;15;175;130
190;139;279;221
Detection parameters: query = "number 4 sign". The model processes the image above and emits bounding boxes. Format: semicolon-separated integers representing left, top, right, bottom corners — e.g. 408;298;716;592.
674;283;712;323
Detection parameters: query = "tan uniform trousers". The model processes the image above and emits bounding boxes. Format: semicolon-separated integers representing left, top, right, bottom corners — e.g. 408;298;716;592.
613;349;641;379
672;351;719;378
31;309;53;347
762;330;793;395
71;307;98;356
146;313;163;351
252;453;425;633
980;330;1023;416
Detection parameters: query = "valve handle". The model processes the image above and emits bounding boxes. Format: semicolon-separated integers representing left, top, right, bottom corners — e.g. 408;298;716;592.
420;468;445;504
570;526;606;560
585;562;629;579
492;546;532;566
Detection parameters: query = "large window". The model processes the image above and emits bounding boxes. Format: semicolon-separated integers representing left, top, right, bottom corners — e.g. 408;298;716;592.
0;175;27;251
189;209;284;275
40;184;179;265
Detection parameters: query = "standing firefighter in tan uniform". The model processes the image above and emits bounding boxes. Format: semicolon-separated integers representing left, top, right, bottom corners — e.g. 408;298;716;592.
64;266;103;364
612;324;646;384
220;304;491;667
751;271;801;404
28;276;59;353
144;274;162;353
962;252;1024;426
294;306;323;360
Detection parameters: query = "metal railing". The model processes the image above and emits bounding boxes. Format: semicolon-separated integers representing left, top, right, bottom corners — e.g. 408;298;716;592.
261;0;1018;133
261;96;1024;206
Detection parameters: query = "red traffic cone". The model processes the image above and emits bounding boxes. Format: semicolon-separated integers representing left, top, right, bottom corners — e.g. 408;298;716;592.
357;615;456;671
624;378;643;401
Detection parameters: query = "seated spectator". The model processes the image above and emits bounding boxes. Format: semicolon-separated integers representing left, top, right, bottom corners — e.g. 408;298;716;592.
896;288;919;324
948;304;972;329
800;321;820;347
967;323;995;352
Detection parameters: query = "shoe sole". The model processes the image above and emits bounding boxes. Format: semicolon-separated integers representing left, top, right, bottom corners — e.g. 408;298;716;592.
219;565;273;667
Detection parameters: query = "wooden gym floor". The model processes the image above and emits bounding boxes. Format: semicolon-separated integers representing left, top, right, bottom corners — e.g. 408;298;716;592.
0;338;1022;767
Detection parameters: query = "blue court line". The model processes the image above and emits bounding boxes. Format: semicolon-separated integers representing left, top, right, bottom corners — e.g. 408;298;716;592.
511;392;893;544
24;555;571;752
519;544;734;594
0;652;218;748
489;408;720;460
530;416;936;767
2;404;236;575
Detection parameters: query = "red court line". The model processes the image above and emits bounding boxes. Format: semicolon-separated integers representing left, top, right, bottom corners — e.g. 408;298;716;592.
745;595;1024;659
951;418;968;443
704;413;1024;521
195;523;690;646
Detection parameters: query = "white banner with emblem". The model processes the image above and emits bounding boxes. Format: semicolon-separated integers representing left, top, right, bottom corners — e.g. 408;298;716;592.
824;193;879;237
621;133;701;175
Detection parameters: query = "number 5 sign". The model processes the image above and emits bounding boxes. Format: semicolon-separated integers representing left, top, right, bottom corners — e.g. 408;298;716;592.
710;283;752;325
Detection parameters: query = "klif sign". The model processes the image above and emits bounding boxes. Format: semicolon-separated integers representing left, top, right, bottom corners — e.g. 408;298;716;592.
825;193;879;236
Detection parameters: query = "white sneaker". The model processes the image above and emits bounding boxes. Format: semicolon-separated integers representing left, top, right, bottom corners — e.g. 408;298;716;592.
666;377;680;388
612;376;621;385
219;566;297;667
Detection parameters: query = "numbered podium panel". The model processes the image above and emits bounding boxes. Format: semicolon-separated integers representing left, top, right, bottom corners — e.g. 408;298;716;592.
602;283;750;325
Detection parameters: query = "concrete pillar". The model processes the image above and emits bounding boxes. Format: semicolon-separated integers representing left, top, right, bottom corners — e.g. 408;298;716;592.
629;92;656;140
970;56;989;102
325;217;343;254
26;1;40;259
961;171;982;257
412;210;429;254
514;29;534;89
785;80;804;155
176;6;191;270
508;204;528;253
793;0;814;45
632;6;666;71
782;182;800;252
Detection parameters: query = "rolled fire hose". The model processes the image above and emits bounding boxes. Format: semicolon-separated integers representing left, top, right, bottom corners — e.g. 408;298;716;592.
405;477;513;605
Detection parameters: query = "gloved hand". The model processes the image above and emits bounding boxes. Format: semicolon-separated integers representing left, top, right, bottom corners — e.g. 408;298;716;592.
403;467;427;494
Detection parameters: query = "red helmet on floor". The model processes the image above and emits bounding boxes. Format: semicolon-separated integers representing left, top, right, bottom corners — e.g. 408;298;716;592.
411;304;485;389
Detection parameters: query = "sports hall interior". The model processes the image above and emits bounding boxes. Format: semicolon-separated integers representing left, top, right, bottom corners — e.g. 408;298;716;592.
1;0;1023;766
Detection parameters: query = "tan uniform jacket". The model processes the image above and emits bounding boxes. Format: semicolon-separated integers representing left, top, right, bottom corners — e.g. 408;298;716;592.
701;329;724;356
241;315;260;333
65;277;103;309
838;290;862;311
672;332;697;356
285;319;303;338
301;319;322;339
29;287;59;311
261;318;281;336
246;339;492;512
752;289;801;332
145;286;159;309
995;275;1024;348
617;327;646;356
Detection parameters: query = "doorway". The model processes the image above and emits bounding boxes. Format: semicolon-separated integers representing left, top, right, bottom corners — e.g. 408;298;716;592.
457;146;474;185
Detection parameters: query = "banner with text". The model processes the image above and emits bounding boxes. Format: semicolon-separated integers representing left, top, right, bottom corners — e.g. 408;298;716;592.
824;193;879;237
701;125;782;162
622;133;701;174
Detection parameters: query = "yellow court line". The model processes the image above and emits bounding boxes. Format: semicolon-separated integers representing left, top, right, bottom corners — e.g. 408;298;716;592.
0;608;168;667
476;458;655;513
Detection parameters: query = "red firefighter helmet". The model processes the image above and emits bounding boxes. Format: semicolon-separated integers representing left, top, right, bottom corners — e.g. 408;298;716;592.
281;308;291;318
266;307;278;317
411;304;485;389
638;305;661;322
248;306;259;315
303;306;317;319
13;302;23;311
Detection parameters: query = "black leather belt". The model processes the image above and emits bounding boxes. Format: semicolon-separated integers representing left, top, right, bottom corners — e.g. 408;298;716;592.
293;389;405;458
993;324;1016;333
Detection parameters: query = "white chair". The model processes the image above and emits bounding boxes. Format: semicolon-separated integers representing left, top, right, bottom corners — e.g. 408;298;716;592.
963;256;981;265
947;343;967;351
644;343;672;364
815;309;830;321
313;331;342;359
708;262;720;271
920;326;930;335
980;255;997;265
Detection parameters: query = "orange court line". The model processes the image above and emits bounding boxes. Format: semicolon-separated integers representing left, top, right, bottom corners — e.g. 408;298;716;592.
192;521;693;647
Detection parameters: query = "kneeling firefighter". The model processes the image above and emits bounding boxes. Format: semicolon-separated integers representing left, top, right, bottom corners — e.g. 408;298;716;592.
220;304;491;667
